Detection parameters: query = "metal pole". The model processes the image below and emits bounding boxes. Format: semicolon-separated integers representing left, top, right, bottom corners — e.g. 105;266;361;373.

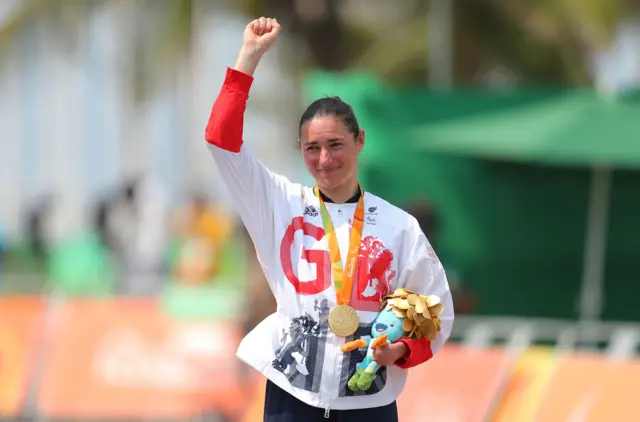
427;0;453;89
578;166;612;323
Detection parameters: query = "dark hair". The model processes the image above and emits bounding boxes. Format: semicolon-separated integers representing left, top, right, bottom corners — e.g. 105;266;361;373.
299;96;360;139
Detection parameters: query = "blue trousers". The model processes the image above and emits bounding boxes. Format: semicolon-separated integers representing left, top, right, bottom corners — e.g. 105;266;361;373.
263;380;398;422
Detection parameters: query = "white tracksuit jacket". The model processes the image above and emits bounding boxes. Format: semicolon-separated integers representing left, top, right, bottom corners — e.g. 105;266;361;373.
205;67;454;413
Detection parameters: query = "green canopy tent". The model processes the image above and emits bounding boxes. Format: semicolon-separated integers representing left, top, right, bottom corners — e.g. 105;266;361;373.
410;90;640;168
410;89;640;324
304;70;640;319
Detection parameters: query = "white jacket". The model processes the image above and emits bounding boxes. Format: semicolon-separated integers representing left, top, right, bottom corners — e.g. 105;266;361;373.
205;67;454;413
208;144;454;411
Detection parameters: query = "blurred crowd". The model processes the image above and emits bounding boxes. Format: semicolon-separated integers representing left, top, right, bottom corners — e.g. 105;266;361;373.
3;177;239;294
1;176;477;325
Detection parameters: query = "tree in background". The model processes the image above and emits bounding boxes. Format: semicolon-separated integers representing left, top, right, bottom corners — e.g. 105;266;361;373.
0;0;195;103
240;0;636;86
1;0;636;91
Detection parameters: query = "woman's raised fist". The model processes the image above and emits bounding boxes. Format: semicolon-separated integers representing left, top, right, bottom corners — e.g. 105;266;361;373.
243;17;281;57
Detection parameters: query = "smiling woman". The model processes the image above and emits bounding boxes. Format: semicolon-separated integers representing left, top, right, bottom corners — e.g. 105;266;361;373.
297;97;365;204
204;16;454;422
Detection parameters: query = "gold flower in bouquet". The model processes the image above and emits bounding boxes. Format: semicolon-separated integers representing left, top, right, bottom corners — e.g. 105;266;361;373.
381;288;445;341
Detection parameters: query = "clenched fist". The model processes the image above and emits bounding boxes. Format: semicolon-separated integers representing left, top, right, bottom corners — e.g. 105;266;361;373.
234;17;281;76
243;17;281;57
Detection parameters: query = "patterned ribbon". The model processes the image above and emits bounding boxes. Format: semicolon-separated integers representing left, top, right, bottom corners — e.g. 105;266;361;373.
314;185;365;306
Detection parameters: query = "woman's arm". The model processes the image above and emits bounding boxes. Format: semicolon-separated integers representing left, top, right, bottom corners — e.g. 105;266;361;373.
205;17;289;277
393;217;455;369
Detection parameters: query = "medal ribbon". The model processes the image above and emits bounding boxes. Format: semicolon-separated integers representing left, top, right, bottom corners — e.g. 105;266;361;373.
314;185;365;306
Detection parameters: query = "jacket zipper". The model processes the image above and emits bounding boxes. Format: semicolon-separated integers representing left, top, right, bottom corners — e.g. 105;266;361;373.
322;332;340;418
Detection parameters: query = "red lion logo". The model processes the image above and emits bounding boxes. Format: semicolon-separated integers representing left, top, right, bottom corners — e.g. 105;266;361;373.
352;236;396;309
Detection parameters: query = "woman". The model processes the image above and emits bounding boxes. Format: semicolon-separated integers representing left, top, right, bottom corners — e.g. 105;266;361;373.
205;17;454;422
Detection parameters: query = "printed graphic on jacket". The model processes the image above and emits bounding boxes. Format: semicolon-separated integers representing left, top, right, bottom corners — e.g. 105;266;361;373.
276;215;395;394
280;217;331;296
338;323;387;397
350;235;396;312
272;298;330;393
280;217;396;312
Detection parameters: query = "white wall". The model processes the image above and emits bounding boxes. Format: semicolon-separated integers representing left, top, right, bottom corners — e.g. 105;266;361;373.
0;2;305;242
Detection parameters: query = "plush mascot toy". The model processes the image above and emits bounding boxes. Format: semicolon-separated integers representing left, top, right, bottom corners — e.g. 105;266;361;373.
341;288;444;391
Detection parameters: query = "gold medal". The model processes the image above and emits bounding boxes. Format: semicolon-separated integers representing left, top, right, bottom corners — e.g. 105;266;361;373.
328;305;360;337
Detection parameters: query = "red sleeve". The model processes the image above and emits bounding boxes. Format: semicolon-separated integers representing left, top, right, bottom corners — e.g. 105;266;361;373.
394;337;434;369
205;67;254;153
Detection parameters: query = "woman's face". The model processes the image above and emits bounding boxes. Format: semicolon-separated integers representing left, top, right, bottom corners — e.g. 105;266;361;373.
299;116;364;192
